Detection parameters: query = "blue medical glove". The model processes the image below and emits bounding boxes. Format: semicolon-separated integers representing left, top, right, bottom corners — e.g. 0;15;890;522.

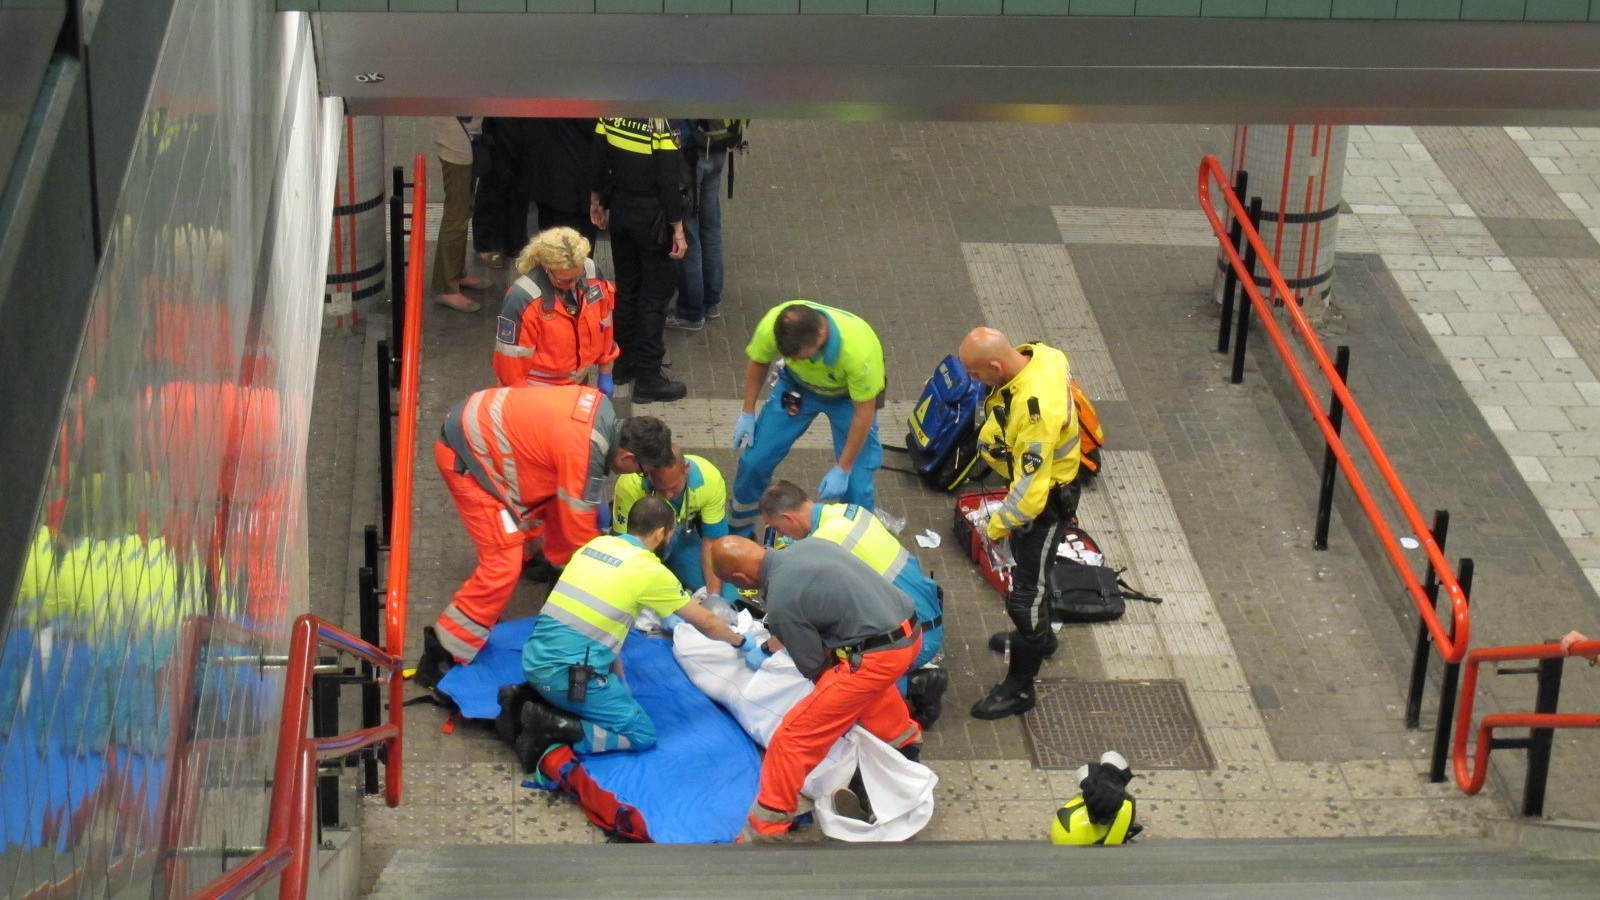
597;372;615;397
733;412;756;451
661;613;687;633
817;465;850;500
742;635;771;671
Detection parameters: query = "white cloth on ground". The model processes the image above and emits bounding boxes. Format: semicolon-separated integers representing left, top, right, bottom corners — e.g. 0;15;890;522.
671;616;937;842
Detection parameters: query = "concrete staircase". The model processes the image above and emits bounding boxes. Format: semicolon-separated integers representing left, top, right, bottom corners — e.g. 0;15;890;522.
365;836;1600;899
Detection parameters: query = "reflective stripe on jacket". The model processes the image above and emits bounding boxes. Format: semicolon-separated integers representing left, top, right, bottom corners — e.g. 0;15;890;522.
976;342;1081;533
493;261;619;388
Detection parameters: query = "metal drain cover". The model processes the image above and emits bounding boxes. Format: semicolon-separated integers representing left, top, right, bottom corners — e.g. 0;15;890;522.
1025;679;1214;771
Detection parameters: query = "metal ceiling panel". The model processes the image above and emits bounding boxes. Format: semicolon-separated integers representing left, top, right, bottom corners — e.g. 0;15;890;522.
313;14;1600;125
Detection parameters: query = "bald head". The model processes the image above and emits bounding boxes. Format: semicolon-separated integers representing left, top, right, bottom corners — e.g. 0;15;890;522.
710;536;767;590
958;327;1027;387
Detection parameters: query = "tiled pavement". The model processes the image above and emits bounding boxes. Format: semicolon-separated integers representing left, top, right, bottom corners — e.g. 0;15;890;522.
323;120;1600;880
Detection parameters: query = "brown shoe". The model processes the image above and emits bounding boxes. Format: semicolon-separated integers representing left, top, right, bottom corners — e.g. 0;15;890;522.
434;292;481;313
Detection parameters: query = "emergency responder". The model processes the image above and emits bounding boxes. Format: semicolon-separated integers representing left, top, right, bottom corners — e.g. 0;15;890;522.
758;480;949;727
589;117;687;403
415;384;674;682
493;227;619;395
511;497;749;772
957;326;1082;720
728;301;885;537
612;444;737;600
710;535;922;842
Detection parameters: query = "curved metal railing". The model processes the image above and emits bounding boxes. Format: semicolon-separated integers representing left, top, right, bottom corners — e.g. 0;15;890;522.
1453;637;1600;795
1198;155;1472;663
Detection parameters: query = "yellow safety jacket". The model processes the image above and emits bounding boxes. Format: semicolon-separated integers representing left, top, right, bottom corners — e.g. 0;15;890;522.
539;534;689;658
811;502;910;583
745;301;884;401
977;342;1081;540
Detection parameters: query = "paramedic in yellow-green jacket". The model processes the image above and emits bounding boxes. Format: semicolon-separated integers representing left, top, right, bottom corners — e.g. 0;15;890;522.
957;326;1082;721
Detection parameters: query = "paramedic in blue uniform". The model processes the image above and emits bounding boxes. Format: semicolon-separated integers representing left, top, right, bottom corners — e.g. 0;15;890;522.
728;301;885;537
512;497;748;771
958;326;1083;720
758;480;949;727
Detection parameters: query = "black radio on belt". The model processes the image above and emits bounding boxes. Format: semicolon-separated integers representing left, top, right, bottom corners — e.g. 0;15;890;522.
568;661;595;702
781;389;803;416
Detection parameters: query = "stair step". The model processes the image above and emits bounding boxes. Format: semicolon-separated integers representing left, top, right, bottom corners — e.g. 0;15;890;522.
365;837;1600;899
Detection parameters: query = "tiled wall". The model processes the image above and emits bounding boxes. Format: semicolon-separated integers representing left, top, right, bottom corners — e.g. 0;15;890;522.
279;0;1600;20
0;7;340;900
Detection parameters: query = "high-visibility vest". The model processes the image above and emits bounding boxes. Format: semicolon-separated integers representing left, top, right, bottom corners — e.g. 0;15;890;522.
541;534;686;654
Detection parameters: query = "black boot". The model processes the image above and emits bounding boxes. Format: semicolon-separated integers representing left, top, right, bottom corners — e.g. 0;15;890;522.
521;554;559;584
495;683;540;744
988;630;1057;658
631;368;687;404
513;701;584;773
412;626;456;691
970;679;1037;720
906;667;950;729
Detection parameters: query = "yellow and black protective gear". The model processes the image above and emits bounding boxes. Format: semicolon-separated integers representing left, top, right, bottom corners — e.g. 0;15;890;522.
1050;796;1138;845
975;342;1081;541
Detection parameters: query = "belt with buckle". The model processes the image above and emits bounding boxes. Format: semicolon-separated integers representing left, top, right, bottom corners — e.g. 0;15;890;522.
919;616;942;632
835;619;914;659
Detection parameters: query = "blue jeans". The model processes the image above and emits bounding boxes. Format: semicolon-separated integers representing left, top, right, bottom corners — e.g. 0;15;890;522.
729;370;883;536
674;150;726;321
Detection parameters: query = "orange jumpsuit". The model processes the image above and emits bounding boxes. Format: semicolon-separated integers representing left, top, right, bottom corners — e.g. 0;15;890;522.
433;385;617;662
492;262;620;388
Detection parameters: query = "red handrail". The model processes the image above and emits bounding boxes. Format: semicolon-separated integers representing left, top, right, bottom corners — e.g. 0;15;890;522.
193;615;402;900
380;153;426;806
1198;155;1472;663
1453;638;1600;794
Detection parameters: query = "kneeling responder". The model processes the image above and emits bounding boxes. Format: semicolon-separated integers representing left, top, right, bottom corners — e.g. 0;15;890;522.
711;535;922;842
957;326;1083;720
511;497;748;772
416;384;674;684
757;480;949;727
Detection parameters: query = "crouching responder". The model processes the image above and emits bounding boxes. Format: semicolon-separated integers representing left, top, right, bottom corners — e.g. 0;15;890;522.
612;443;738;601
957;326;1083;720
508;497;749;772
711;535;923;843
415;384;675;685
757;480;949;728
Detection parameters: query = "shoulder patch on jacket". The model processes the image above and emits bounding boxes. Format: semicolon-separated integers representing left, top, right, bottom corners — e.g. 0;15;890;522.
1021;451;1043;475
496;316;518;344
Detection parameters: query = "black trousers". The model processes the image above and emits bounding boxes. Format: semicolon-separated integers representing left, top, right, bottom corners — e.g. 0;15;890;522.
1003;482;1081;686
607;198;674;374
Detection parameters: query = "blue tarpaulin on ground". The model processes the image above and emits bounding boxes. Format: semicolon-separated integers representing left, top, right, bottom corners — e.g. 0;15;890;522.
438;620;760;843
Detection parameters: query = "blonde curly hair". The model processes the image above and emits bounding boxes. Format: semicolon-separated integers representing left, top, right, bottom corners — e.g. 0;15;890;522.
515;226;591;275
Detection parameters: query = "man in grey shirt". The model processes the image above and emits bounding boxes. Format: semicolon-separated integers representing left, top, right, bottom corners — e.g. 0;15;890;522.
712;536;923;842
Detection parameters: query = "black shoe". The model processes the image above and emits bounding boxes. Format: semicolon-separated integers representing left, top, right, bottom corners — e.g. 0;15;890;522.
495;683;539;744
898;742;923;764
906;667;950;729
612;364;636;386
412;626;456;691
513;701;584;773
631;369;687;404
987;630;1057;658
970;681;1036;720
521;555;558;585
705;304;722;320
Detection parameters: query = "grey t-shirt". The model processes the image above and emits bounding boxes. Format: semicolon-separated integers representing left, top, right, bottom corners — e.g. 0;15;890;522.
762;538;916;680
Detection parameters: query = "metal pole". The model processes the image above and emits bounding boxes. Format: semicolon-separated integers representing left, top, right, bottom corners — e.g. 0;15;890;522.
1218;170;1249;355
1406;510;1450;729
365;523;381;578
1430;557;1473;782
1313;345;1351;550
1230;197;1263;385
389;166;405;383
377;339;395;545
1521;655;1565;817
359;564;380;794
312;670;342;828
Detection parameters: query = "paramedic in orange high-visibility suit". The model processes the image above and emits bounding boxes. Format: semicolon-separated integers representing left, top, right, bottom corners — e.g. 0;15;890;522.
492;227;621;396
711;535;923;843
416;385;674;682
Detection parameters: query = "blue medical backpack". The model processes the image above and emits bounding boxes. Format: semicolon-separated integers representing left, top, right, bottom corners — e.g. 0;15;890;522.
904;355;990;492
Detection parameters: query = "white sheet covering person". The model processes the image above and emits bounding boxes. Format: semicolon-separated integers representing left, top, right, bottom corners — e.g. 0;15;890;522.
668;615;938;842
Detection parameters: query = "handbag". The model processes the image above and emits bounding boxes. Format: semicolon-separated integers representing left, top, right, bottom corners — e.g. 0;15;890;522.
460;118;492;179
